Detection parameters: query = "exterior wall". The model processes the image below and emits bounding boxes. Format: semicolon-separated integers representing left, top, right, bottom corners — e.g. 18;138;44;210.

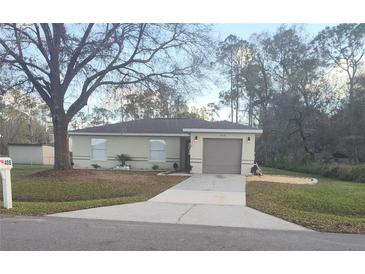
9;145;43;165
70;135;181;170
8;145;54;165
42;145;55;165
189;132;256;175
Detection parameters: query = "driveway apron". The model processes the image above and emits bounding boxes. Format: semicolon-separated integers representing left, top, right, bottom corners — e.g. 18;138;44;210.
50;174;309;231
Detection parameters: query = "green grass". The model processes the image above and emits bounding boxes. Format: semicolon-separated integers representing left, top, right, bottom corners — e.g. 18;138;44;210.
246;167;365;234
266;162;365;183
0;164;185;215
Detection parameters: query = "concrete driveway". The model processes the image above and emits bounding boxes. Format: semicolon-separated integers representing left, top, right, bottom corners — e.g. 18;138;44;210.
150;174;246;205
51;174;308;231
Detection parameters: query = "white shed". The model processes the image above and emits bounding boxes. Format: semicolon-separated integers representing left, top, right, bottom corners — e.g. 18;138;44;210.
8;144;54;165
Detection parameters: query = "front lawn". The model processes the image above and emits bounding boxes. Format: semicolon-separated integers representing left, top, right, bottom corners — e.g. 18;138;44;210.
246;167;365;234
0;165;185;215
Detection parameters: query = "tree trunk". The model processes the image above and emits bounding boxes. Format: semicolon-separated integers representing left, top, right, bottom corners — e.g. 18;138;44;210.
53;115;72;170
248;95;253;126
235;97;239;123
296;117;315;160
235;78;239;123
348;79;359;163
230;53;234;122
230;86;234;122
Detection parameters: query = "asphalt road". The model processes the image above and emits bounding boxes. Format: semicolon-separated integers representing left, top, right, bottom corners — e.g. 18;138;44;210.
1;215;365;250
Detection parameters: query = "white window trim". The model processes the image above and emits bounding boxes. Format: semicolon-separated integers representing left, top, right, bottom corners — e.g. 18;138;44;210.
91;138;107;161
149;139;166;162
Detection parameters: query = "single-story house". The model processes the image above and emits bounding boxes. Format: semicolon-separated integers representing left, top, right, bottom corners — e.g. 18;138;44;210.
69;118;262;175
8;143;55;165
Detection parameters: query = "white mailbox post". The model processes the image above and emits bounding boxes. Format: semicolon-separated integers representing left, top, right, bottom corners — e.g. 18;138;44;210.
0;157;13;209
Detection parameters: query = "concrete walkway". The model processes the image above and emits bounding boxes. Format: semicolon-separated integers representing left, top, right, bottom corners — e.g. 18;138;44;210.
50;174;309;231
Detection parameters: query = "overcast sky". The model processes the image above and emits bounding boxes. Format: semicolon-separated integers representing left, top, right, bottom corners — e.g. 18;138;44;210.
191;23;335;121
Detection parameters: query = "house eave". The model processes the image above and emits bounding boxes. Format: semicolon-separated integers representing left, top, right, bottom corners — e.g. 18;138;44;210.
182;128;263;134
68;132;190;137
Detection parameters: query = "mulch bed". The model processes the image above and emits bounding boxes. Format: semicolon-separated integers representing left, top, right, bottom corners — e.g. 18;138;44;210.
30;169;96;178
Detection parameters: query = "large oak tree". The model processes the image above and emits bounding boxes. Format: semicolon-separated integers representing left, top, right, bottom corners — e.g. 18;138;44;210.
0;23;211;170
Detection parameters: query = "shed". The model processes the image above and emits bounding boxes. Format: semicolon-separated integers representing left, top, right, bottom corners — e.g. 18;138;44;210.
8;143;54;165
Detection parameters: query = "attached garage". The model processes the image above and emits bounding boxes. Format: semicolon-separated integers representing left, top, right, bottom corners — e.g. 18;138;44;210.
185;128;262;175
202;138;242;174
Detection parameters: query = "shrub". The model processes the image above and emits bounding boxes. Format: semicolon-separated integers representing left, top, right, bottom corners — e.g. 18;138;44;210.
173;162;179;171
116;154;132;166
353;166;365;183
309;164;365;183
91;164;101;169
152;164;159;170
267;160;365;183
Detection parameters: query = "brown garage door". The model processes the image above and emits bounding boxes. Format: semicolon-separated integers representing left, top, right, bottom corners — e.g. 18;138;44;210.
202;138;242;174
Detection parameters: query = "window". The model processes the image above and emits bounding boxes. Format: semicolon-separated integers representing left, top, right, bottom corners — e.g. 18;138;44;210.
149;139;166;162
91;138;107;161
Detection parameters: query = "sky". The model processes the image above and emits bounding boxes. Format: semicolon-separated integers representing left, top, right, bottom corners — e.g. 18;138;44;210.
84;23;335;122
214;23;334;40
190;23;335;121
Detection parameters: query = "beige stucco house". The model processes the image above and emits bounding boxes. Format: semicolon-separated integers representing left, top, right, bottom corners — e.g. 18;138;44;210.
69;118;262;175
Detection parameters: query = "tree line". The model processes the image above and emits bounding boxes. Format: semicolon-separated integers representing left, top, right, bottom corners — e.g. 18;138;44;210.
215;24;365;164
0;90;51;155
70;81;220;129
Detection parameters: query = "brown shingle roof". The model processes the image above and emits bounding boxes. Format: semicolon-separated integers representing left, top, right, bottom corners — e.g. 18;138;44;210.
69;118;260;135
